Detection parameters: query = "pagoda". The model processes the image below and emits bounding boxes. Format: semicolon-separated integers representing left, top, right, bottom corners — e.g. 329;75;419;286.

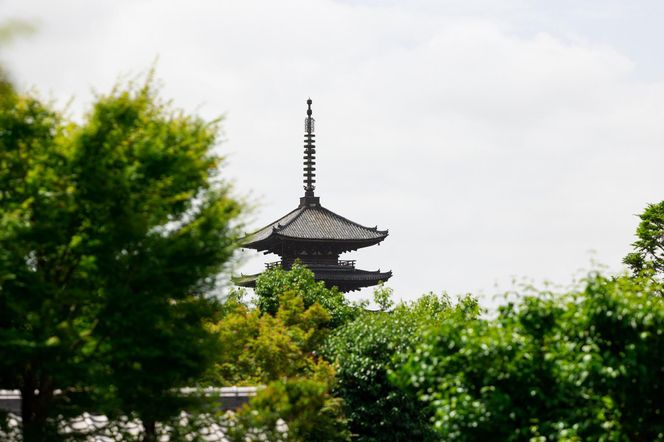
236;99;391;292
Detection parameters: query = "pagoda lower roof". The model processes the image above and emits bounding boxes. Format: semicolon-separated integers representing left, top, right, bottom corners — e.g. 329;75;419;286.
242;199;388;251
236;267;392;293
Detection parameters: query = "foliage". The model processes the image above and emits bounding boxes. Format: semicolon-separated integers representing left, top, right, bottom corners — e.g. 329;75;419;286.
229;378;351;442
394;275;664;441
372;283;394;312
324;291;479;442
0;78;241;440
624;201;664;282
254;263;362;327
206;270;353;440
205;291;334;386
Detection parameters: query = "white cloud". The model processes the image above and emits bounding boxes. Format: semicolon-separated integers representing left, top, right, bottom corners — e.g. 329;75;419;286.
2;0;663;306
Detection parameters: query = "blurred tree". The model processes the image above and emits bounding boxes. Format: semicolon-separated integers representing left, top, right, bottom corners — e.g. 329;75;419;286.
624;201;664;282
324;291;479;442
0;78;241;441
394;275;664;441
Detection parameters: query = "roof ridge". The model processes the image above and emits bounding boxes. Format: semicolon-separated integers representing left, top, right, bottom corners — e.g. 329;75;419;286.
274;205;307;232
244;206;301;238
317;205;388;235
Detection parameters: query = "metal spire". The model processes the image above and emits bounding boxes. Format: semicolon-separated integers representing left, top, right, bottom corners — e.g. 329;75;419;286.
303;98;316;199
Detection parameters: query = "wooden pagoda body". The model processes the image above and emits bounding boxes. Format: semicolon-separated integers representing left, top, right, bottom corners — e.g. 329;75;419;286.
237;100;391;292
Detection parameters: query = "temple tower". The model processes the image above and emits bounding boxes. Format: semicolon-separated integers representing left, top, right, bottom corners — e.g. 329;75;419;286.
237;99;391;292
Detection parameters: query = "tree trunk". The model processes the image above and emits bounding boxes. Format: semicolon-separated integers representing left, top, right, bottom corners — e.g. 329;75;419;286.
143;419;157;442
20;371;54;442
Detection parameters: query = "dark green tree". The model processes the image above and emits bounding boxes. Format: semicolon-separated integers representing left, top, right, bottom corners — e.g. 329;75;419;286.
324;292;479;442
0;79;241;441
395;275;664;441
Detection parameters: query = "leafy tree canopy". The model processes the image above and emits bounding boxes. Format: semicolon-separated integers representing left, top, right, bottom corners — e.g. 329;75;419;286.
624;201;664;282
324;291;479;442
205;290;334;386
0;77;241;440
394;274;664;442
254;263;362;328
207;270;352;441
229;378;351;442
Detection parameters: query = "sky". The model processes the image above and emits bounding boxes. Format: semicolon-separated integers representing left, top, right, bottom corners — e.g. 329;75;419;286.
2;0;663;307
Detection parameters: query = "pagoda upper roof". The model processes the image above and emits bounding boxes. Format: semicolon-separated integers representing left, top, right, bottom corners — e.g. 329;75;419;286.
242;198;388;251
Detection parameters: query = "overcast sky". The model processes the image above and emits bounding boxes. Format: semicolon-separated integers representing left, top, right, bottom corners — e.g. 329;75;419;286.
2;0;663;306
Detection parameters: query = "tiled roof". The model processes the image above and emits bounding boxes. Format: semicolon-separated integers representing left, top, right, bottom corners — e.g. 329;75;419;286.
0;412;279;441
236;268;392;292
0;388;262;441
244;203;388;247
312;269;393;282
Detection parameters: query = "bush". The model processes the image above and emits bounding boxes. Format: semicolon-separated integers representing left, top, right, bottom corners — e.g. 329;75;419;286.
394;275;664;441
324;293;479;442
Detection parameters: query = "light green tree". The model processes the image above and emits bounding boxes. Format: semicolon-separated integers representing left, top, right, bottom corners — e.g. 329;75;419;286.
208;267;352;441
205;290;334;386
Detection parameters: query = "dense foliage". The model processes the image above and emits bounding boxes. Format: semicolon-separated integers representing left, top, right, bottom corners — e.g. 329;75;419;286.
254;263;361;327
206;290;334;385
207;268;352;441
2;43;663;440
324;292;479;442
394;275;664;441
229;378;351;442
0;79;241;440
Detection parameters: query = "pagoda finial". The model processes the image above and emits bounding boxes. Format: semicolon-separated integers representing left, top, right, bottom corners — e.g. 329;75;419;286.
302;98;317;202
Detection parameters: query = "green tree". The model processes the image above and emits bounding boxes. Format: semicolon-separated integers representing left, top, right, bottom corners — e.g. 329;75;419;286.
229;378;351;442
372;283;394;312
324;292;479;442
395;275;664;441
205;290;335;386
624;201;664;281
206;271;351;441
254;263;361;328
0;79;241;441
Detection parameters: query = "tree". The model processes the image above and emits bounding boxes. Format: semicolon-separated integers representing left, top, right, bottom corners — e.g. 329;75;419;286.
205;265;358;442
624;201;664;281
0;78;241;441
323;292;479;442
229;378;351;442
395;275;664;441
254;263;361;328
205;290;334;386
206;270;352;441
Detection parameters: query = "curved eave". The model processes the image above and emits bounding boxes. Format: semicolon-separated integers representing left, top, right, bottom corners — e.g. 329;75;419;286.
242;231;389;253
233;269;392;292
